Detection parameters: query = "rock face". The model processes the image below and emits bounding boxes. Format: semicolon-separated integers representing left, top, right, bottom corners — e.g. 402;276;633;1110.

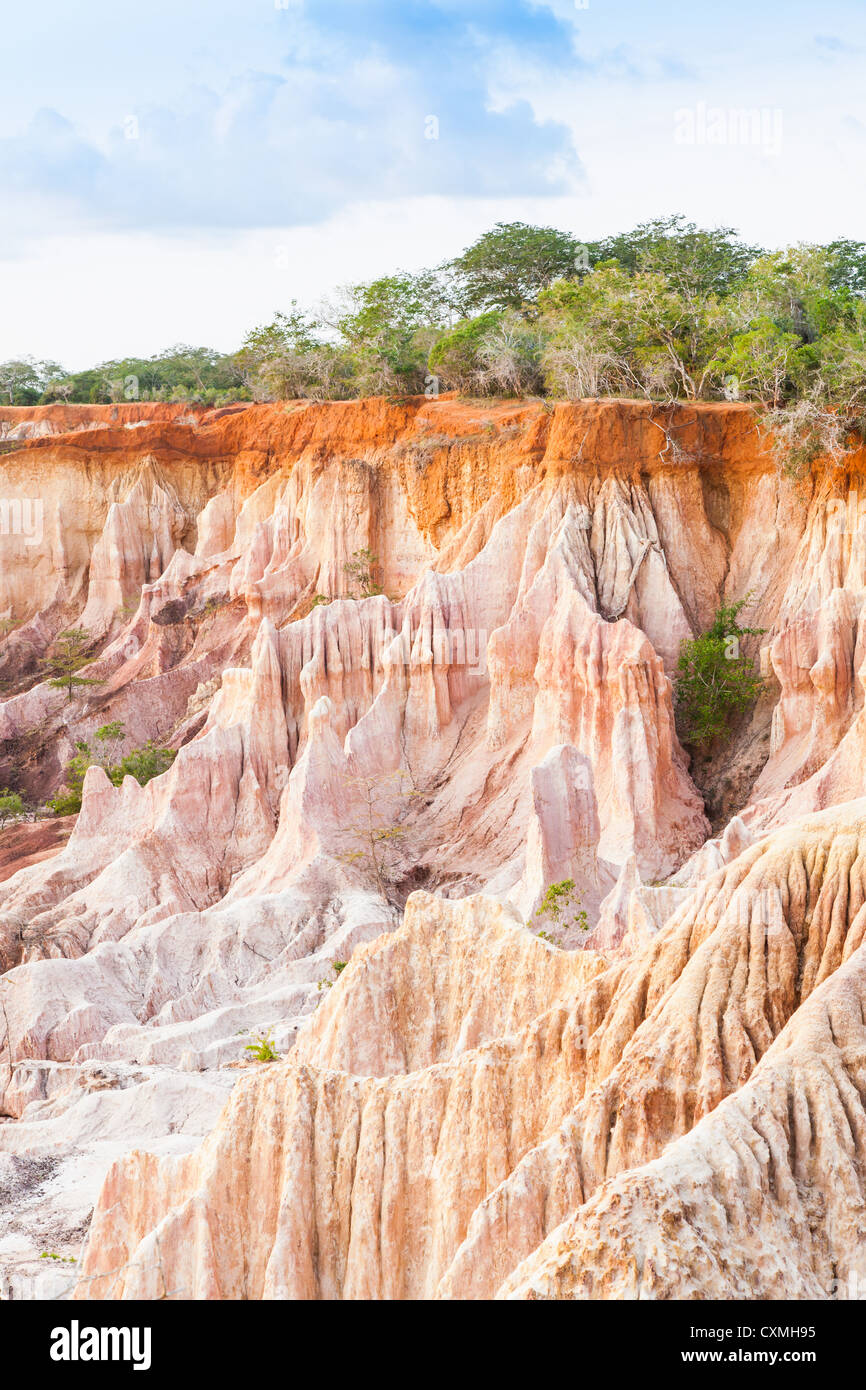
0;396;865;1299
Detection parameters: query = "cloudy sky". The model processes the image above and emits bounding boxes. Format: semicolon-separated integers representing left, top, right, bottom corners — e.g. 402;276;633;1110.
1;0;864;368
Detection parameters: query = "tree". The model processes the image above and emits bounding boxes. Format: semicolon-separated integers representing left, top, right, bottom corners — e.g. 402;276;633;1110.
343;547;382;598
0;788;24;830
587;216;761;296
234;306;340;401
825;240;866;299
539;263;732;401
476;313;545;396
47;725;176;816
675;601;765;747
41;629;102;702
337;770;416;901
328;271;451;396
114;741;176;785
427;311;504;392
709;316;803;406
450;222;583;312
0;357;65;405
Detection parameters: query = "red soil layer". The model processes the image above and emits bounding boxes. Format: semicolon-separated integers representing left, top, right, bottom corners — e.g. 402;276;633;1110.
0;817;75;884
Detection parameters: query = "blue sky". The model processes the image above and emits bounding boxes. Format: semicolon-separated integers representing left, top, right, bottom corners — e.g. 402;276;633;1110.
1;0;864;366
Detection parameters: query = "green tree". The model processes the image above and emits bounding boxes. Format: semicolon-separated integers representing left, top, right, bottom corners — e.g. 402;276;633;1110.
824;240;866;299
337;770;416;902
329;271;451;396
41;629;102;702
587;216;761;296
540;263;732;401
709;316;803;406
343;547;382;598
0;357;65;405
114;741;176;785
234;306;342;401
675;601;765;747
427;311;504;392
47;726;176;815
449;222;583;312
0;789;24;830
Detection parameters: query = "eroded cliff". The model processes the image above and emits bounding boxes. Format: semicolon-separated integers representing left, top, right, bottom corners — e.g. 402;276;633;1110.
0;396;864;1300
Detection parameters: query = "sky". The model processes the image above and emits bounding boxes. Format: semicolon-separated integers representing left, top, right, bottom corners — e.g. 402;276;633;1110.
1;0;864;369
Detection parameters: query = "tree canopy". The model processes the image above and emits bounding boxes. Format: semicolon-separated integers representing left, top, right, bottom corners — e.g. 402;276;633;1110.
4;216;866;473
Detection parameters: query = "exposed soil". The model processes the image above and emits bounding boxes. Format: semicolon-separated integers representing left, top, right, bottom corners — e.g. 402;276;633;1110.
0;817;75;884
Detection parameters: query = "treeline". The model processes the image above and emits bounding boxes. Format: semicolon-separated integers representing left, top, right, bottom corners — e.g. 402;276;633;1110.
4;215;866;467
0;345;245;409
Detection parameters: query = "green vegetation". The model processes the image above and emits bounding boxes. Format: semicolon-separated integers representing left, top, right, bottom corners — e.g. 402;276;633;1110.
47;722;176;815
449;221;583;311
41;629;103;703
0;788;24;830
317;960;349;993
532;878;589;943
343;547;382;598
4;218;866;470
0;346;243;407
675;601;766;748
317;959;350;993
243;1032;279;1063
337;769;418;902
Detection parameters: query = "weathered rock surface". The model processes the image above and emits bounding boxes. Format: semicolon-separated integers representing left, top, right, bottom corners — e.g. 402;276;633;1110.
0;396;865;1298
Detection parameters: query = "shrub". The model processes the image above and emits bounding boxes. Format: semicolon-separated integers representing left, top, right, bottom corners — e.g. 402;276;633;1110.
531;878;588;943
762;395;866;479
428;311;504;392
477;313;546;396
675;601;765;747
243;1032;279;1062
47;724;176;815
0;789;24;830
343;547;382;598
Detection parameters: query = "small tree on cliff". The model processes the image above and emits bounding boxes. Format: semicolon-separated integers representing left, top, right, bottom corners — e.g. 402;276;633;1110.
675;601;765;747
41;629;103;702
344;548;382;598
337;770;416;902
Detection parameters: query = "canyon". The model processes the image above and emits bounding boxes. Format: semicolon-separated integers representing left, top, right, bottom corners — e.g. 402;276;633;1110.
1;394;865;1300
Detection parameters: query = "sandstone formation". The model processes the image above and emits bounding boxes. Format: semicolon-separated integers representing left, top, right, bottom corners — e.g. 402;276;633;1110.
0;396;864;1299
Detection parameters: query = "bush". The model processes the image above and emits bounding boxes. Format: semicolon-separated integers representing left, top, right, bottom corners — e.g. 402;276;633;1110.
530;878;588;944
675;601;765;747
477;313;546;396
47;723;176;815
243;1032;279;1063
0;788;24;830
428;311;504;392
